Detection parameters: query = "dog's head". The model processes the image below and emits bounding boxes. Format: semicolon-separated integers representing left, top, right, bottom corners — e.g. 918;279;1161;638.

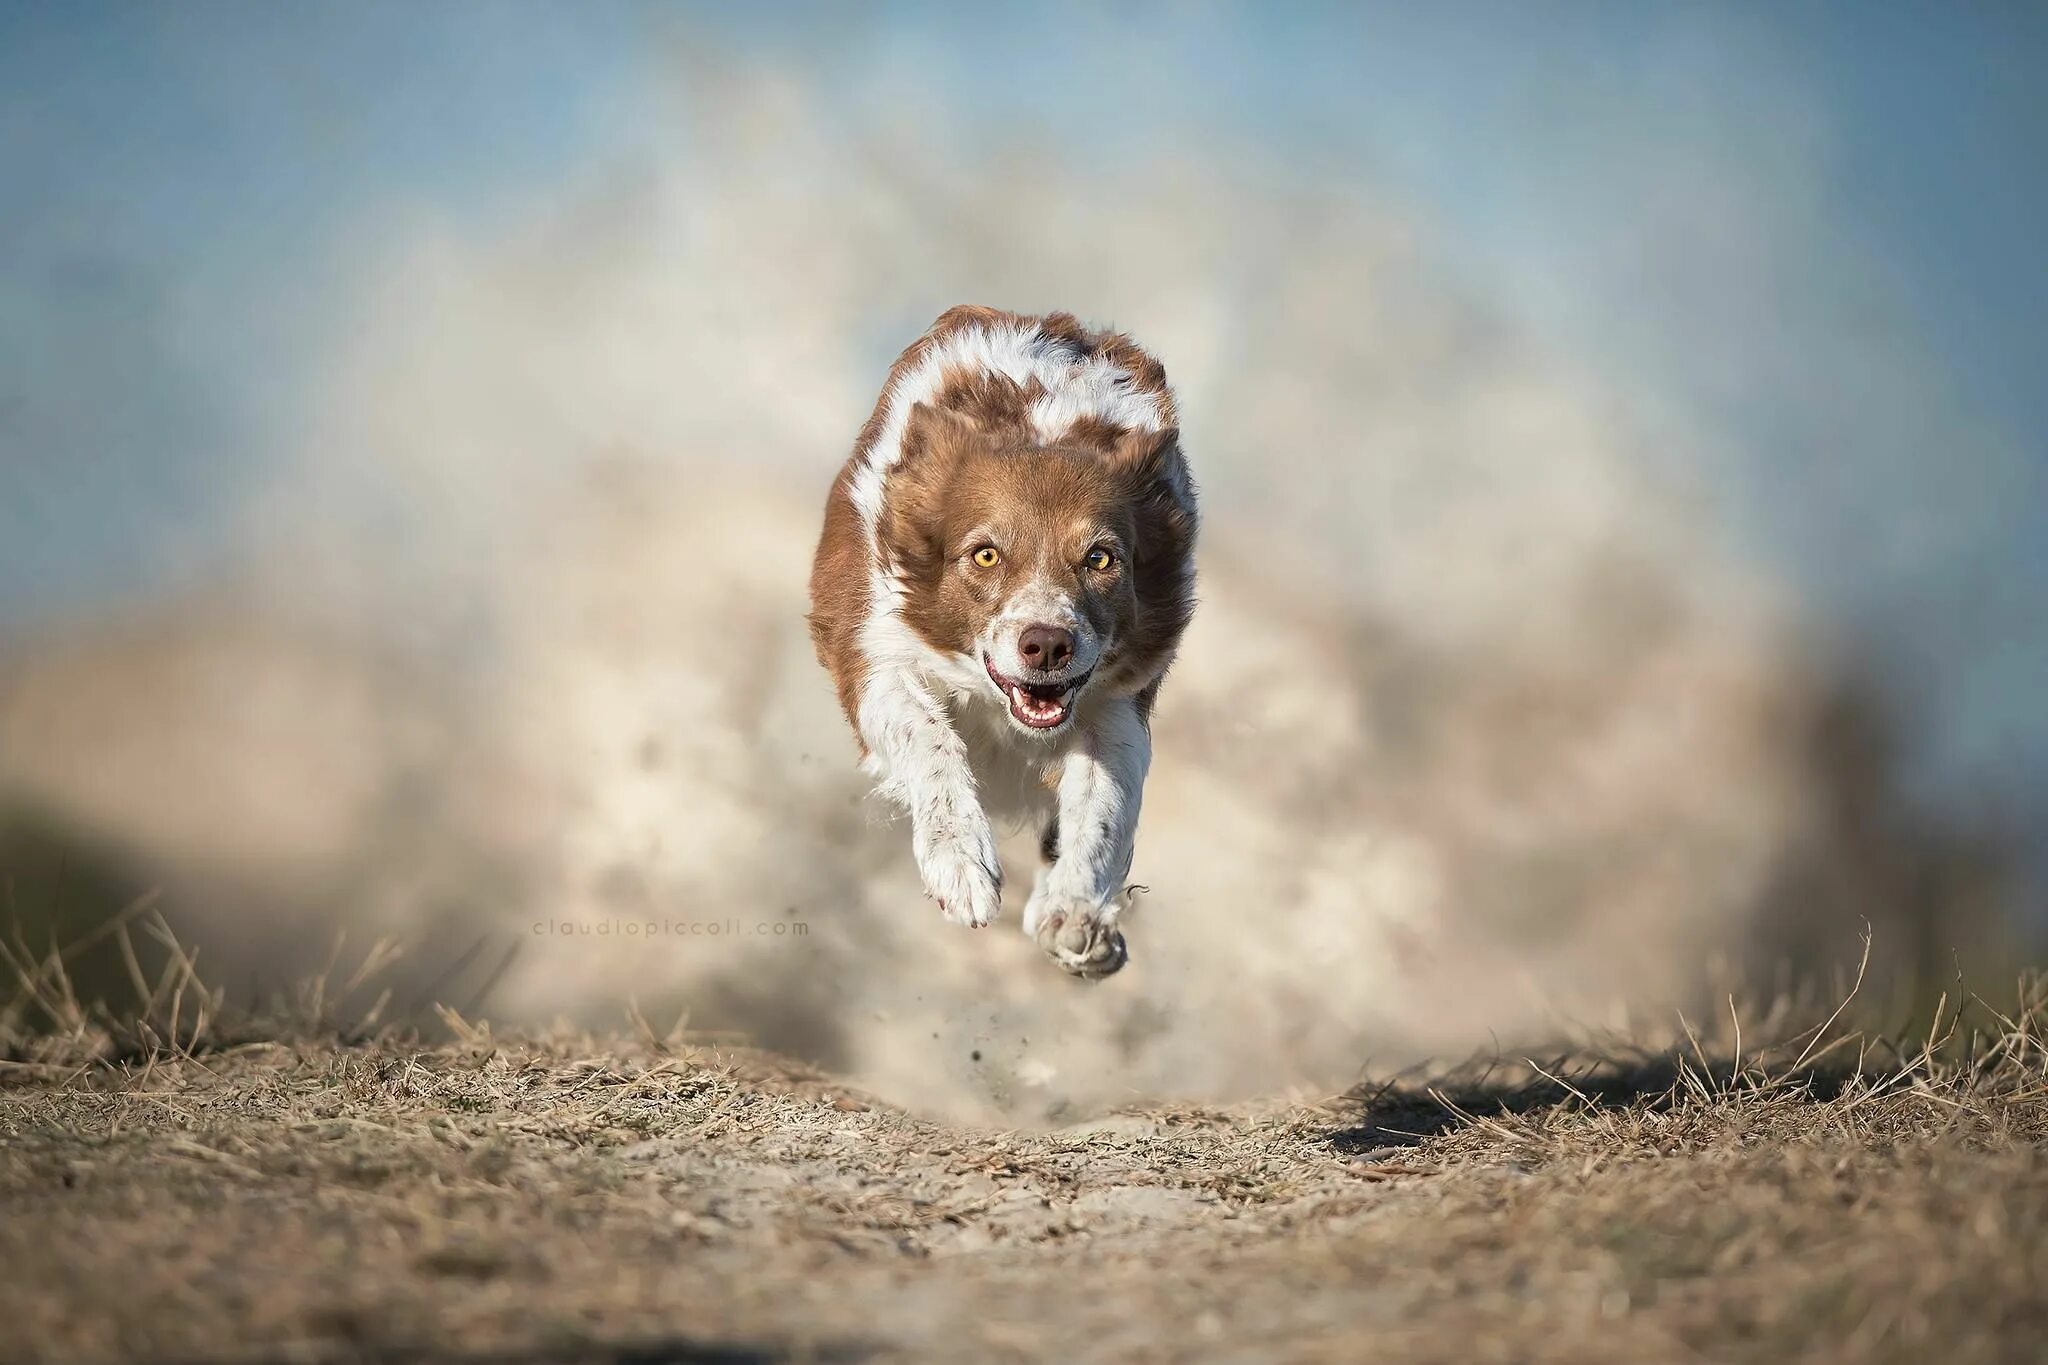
881;402;1196;734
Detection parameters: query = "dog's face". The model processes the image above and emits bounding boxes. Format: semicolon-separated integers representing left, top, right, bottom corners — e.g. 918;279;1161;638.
882;403;1192;734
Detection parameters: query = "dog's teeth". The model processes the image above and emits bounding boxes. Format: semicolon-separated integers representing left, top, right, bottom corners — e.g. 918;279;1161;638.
1008;682;1068;723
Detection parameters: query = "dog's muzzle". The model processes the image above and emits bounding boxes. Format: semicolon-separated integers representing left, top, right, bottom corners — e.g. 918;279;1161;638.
984;654;1091;730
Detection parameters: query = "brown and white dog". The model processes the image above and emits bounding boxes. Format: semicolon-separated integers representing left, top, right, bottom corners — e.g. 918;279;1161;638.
808;306;1198;977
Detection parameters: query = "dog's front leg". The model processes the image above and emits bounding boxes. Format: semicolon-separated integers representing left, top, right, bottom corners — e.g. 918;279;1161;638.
1024;695;1150;977
858;666;1002;927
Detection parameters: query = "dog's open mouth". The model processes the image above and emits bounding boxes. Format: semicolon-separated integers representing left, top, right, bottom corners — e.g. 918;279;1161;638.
985;655;1091;730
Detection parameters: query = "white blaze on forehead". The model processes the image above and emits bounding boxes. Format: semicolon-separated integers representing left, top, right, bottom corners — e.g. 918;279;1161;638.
847;321;1169;538
996;576;1083;631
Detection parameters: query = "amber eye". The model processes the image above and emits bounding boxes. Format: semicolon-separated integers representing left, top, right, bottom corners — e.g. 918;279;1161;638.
1085;547;1116;572
971;545;1002;569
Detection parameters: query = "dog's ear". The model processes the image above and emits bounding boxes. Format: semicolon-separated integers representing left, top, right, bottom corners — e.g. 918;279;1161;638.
1109;425;1198;573
1110;426;1196;515
1108;424;1176;472
899;400;981;472
880;402;982;571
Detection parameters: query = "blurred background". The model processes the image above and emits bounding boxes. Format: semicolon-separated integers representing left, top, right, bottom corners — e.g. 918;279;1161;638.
2;2;2043;1120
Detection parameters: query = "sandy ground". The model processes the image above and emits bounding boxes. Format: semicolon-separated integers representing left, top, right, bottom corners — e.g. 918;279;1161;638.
3;1014;2046;1365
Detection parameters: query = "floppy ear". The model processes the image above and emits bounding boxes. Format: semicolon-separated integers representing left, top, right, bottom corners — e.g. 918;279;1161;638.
880;402;982;571
1108;423;1178;474
1107;426;1198;578
899;400;981;471
1110;426;1197;519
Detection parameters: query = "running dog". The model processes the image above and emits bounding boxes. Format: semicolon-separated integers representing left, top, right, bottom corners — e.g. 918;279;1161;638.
808;306;1198;977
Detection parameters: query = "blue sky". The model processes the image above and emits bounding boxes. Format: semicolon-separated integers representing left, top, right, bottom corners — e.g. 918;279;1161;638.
3;2;2045;847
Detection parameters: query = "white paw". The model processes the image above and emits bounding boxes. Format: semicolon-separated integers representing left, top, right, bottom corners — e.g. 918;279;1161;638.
1024;890;1128;979
916;815;1003;928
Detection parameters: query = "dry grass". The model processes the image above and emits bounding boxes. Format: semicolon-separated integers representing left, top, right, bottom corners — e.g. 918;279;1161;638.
3;924;2046;1364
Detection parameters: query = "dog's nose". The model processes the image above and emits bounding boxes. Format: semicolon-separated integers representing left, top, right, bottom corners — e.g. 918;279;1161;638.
1018;624;1075;672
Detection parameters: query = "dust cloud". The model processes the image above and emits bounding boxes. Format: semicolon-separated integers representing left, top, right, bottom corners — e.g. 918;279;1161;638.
0;72;2017;1120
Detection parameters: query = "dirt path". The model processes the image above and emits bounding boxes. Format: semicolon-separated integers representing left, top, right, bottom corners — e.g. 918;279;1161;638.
3;1035;2044;1364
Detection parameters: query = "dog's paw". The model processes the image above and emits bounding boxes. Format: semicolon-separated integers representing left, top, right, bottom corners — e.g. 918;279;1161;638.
916;817;1003;928
1027;896;1128;979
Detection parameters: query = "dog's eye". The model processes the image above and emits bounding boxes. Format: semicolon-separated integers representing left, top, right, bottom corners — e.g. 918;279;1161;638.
1085;547;1116;572
971;546;1002;569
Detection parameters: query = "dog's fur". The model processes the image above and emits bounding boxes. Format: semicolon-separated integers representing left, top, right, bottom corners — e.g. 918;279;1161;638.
808;306;1198;976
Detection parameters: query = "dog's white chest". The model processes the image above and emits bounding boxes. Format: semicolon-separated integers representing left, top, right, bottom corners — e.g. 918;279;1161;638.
948;694;1063;825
